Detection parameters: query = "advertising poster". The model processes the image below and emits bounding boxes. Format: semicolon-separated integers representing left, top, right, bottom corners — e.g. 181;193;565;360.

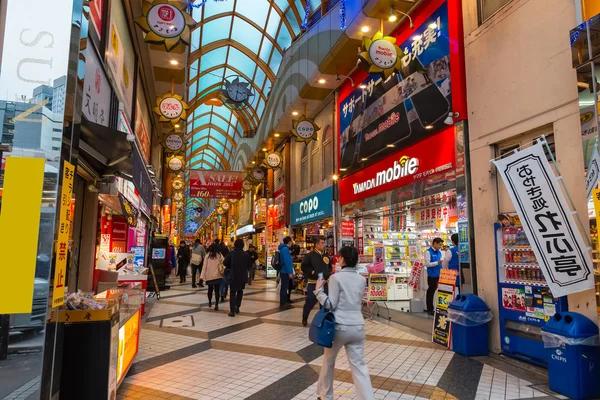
83;44;111;126
408;261;423;290
341;220;355;237
134;83;151;163
90;0;104;40
368;274;388;301
131;246;145;267
339;3;452;177
492;143;594;297
189;170;245;199
106;1;134;119
433;269;457;347
117;310;140;383
501;287;526;311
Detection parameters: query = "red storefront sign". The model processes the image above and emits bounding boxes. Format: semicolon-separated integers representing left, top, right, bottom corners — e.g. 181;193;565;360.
341;220;355;237
189;170;244;199
339;128;455;205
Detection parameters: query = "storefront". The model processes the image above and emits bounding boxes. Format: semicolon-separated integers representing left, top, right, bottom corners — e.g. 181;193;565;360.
290;186;335;261
336;0;470;318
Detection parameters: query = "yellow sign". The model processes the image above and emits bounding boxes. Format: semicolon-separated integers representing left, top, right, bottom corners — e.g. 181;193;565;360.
52;161;75;307
0;157;45;313
117;310;140;384
592;189;600;233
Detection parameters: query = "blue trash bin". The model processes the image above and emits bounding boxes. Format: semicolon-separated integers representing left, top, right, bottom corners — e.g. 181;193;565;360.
542;312;600;400
448;294;492;356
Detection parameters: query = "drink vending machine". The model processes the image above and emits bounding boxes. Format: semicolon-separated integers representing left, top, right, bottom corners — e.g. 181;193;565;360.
494;216;568;366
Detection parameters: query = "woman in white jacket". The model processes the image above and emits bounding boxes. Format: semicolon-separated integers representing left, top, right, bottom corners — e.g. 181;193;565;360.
314;246;374;400
200;244;224;311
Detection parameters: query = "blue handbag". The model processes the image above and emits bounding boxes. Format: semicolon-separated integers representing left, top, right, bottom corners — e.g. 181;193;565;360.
308;299;335;348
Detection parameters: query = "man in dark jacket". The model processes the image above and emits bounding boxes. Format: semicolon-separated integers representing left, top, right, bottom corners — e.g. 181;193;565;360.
246;244;259;285
177;240;191;283
301;237;331;326
223;239;252;317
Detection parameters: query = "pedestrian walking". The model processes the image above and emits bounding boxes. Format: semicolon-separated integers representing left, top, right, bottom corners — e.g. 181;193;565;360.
223;239;252;317
278;236;294;310
214;239;230;301
246;244;259;285
200;244;224;310
191;239;206;288
177;240;190;283
424;237;444;315
301;237;332;326
315;246;374;400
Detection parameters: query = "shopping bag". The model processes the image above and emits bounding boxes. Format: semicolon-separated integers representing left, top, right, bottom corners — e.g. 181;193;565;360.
309;299;336;348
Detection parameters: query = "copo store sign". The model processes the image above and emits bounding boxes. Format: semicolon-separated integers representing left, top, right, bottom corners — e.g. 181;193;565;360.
290;187;333;225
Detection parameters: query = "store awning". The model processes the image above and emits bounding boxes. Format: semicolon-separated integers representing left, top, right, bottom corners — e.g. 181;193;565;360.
79;119;133;179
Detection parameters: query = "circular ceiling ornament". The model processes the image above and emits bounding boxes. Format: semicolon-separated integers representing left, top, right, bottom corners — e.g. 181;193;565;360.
358;31;403;79
166;154;185;173
264;151;282;169
134;0;197;52
162;130;185;153
153;92;190;125
290;114;321;144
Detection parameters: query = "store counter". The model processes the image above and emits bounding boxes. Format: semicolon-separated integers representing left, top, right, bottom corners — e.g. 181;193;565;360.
54;283;142;400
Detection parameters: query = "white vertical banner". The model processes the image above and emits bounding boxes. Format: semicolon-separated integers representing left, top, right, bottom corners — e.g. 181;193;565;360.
585;144;600;200
492;142;594;297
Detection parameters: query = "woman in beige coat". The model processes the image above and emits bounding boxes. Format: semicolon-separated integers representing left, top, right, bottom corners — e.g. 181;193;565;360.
200;244;224;310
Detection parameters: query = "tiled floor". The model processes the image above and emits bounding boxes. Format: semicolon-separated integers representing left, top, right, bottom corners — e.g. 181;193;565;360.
118;278;561;400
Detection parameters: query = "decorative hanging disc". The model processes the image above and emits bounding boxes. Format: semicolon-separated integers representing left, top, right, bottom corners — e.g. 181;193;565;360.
166;154;185;173
153;92;189;125
250;166;266;182
264;151;282;169
172;177;184;191
173;192;184;202
358;31;403;79
216;206;225;215
290;115;320;144
220;75;255;109
161;130;186;153
134;0;197;52
221;201;231;212
242;179;254;192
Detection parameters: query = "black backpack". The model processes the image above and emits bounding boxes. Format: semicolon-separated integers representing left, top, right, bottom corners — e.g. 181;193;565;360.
271;251;282;272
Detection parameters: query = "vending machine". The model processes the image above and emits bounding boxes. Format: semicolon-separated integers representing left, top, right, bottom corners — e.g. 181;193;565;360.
494;218;568;366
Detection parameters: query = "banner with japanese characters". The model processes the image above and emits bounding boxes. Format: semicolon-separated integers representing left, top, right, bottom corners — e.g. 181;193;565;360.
339;3;451;177
492;143;594;297
52;161;75;308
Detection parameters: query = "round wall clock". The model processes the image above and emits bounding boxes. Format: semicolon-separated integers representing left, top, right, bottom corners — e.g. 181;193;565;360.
222;75;254;107
172;178;184;190
166;155;184;172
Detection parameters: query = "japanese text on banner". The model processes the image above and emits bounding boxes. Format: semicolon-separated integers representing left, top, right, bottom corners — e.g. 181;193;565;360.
53;161;75;308
492;143;594;297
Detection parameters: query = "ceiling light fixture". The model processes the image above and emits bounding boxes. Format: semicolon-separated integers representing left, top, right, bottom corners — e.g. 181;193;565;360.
262;148;268;151
170;59;179;65
387;144;395;148
425;125;434;130
318;78;326;84
251;161;256;164
332;174;339;181
340;168;347;172
389;8;414;28
388;8;398;22
361;157;368;161
292;111;299;116
274;133;280;137
361;25;370;33
174;124;181;128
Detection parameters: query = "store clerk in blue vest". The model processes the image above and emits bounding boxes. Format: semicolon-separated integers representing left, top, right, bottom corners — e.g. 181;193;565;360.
424;237;444;316
442;233;461;288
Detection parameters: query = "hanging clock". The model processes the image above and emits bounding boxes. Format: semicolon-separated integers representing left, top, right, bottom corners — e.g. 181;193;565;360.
172;177;184;191
166;154;184;173
251;167;266;181
221;75;254;107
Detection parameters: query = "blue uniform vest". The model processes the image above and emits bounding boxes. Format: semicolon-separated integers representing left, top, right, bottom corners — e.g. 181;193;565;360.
449;246;459;270
426;247;442;278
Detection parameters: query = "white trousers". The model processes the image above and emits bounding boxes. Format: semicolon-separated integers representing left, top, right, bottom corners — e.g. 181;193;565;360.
318;325;374;400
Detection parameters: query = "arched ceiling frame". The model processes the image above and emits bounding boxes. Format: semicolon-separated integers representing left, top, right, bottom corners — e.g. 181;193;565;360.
188;145;232;170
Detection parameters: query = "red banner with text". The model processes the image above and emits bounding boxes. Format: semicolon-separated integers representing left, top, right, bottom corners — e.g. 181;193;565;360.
189;170;245;199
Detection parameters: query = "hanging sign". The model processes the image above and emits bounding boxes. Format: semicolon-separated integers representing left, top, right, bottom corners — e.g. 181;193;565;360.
188;170;244;199
221;201;231;212
153;92;189;126
290;115;320;144
264;151;282;169
166;154;184;173
216;206;225;215
358;31;403;79
52;161;75;307
492;142;594;297
251;167;266;181
134;0;196;51
172;191;184;202
242;179;253;192
118;193;139;227
83;45;111;126
162;131;185;154
172;177;184;191
175;201;184;209
585;144;600;200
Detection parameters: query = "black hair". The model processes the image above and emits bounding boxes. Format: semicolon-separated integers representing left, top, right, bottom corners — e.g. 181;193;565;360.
283;236;292;244
208;244;219;259
432;237;444;245
451;233;458;246
249;244;255;249
194;238;201;245
180;240;186;245
314;237;325;245
234;238;244;249
214;239;220;245
339;246;358;268
498;214;509;221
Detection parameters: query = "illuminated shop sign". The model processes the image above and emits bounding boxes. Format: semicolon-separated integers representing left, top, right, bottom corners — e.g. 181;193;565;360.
290;187;333;225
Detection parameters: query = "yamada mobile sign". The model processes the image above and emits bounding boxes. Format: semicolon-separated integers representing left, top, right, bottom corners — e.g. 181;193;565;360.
290;187;333;225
